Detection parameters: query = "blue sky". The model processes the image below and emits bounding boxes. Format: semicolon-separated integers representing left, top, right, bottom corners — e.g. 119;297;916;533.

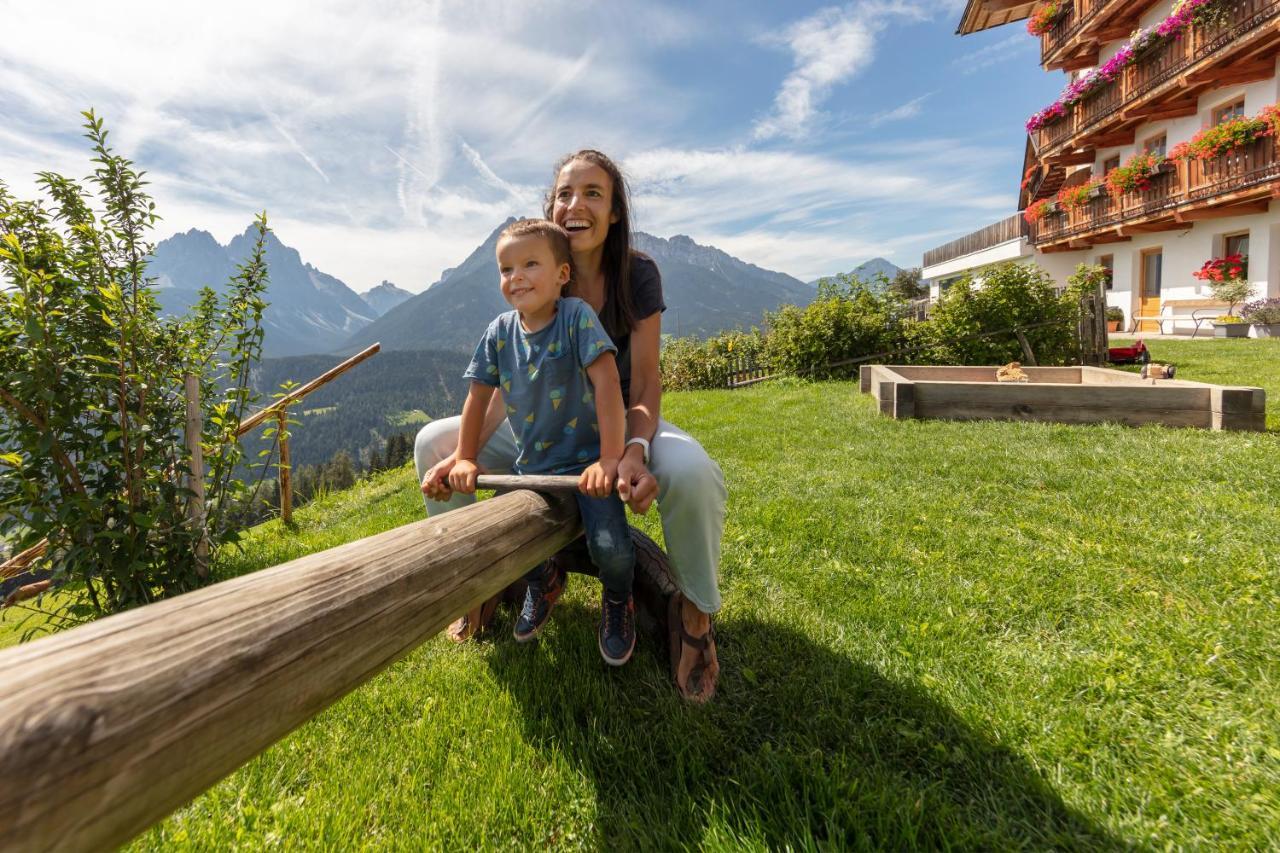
1;0;1062;291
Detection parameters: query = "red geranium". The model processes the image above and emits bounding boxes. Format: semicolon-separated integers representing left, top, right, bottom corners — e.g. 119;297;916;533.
1193;253;1247;282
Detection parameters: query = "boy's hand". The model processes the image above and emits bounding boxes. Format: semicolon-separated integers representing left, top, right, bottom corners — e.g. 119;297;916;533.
579;458;619;498
448;458;482;494
421;453;458;500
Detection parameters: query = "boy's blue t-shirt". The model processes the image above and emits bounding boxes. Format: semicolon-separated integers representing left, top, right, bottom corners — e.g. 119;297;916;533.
464;297;617;475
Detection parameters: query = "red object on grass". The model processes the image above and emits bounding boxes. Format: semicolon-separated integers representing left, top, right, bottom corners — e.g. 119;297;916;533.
1107;339;1150;365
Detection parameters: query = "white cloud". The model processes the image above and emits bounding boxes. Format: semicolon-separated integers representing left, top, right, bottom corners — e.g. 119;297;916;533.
753;2;928;141
869;93;932;127
954;33;1036;74
0;0;1019;293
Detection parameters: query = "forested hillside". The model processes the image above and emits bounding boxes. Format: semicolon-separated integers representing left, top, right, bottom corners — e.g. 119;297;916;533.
241;349;471;471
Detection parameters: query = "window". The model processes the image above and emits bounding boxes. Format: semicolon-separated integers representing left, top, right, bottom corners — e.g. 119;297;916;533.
1143;134;1166;157
1102;155;1120;175
1225;232;1250;278
1098;254;1114;290
1213;99;1245;124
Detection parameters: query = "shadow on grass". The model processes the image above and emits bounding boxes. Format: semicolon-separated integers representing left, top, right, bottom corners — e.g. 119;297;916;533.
485;605;1122;850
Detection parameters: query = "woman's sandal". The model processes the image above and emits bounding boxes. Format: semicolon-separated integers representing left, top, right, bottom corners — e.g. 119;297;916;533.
667;592;719;703
445;594;501;643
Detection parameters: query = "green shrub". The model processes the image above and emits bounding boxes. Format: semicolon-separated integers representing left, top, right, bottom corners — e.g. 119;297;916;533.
907;263;1076;365
1106;306;1125;321
0;112;268;626
660;329;766;391
764;277;897;379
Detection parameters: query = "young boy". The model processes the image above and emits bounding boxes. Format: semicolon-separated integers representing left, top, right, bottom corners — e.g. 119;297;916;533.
446;219;638;666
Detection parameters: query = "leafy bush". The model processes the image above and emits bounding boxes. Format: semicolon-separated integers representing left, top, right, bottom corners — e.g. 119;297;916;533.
1106;306;1125;322
906;263;1076;365
659;329;766;391
0;112;268;625
763;276;898;379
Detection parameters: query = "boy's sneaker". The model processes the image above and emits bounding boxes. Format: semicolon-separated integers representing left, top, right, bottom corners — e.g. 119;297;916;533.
598;591;636;666
513;562;565;642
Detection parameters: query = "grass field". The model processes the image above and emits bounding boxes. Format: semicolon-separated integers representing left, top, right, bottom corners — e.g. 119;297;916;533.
6;339;1280;849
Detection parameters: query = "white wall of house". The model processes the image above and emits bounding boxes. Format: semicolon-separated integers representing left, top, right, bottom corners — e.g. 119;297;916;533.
922;238;1034;299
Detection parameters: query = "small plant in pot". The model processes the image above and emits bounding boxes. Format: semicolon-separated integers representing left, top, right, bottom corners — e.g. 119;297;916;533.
1241;297;1280;337
1212;315;1248;337
1105;305;1124;331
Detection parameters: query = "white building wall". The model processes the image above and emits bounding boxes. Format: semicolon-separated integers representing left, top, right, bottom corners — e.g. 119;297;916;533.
922;238;1034;299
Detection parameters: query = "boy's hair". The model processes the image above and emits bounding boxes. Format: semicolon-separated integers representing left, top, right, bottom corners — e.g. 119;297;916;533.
499;219;575;296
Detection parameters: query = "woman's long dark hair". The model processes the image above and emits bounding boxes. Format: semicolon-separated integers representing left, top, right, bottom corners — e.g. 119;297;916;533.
544;149;636;341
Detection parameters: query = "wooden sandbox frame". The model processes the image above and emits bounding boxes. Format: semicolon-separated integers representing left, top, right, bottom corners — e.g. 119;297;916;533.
859;365;1265;431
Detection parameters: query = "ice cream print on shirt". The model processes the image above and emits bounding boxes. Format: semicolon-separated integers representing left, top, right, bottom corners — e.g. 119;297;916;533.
464;297;617;475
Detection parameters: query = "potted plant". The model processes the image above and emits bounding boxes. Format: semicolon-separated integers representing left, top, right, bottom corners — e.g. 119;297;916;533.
1194;254;1252;318
1027;0;1066;35
1105;306;1124;331
1241;297;1280;337
1104;152;1167;197
1213;315;1249;337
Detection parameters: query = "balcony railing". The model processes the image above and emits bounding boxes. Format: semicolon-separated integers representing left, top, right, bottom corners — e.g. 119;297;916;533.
1029;136;1277;244
923;214;1026;268
1040;2;1081;60
1034;0;1280;153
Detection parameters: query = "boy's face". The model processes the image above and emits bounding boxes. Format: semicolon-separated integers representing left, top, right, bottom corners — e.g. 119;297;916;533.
496;234;570;317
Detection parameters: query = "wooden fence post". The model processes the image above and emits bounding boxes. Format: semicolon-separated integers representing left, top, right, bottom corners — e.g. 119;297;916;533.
1014;328;1038;366
0;489;581;851
183;375;209;578
277;408;292;525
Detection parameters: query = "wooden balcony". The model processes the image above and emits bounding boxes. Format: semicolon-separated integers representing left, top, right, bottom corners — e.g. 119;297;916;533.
1040;0;1162;71
923;214;1026;268
1034;0;1280;157
1030;136;1278;248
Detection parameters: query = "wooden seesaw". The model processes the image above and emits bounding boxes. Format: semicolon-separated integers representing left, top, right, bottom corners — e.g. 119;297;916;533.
0;480;682;850
473;475;681;642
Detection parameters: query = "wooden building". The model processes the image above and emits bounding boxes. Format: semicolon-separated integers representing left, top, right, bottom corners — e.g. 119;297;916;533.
924;0;1280;334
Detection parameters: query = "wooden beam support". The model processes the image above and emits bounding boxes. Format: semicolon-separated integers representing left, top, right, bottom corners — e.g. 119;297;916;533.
1186;60;1275;88
1047;150;1097;166
1122;100;1199;123
1175;201;1270;222
984;0;1032;12
1061;52;1099;72
1090;130;1135;148
1121;219;1190;235
0;489;582;850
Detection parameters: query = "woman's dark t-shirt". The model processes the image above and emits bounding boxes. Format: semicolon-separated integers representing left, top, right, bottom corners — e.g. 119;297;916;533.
614;254;665;406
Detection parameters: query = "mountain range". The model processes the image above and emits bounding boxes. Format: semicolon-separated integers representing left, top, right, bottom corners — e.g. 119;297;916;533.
808;257;903;288
149;223;896;357
343;221;818;354
360;281;414;316
149;227;378;357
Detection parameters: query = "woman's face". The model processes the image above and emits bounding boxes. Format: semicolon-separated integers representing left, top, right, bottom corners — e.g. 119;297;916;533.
551;159;618;254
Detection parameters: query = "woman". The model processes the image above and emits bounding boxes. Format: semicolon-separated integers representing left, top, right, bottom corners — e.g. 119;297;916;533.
416;149;726;702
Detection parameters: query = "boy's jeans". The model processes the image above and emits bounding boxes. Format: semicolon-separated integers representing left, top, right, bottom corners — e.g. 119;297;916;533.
528;492;635;598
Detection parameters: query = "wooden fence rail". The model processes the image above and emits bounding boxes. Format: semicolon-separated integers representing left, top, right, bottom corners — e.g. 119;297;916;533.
0;488;580;851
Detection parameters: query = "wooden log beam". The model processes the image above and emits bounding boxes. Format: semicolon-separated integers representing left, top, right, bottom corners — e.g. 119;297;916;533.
1046;150;1096;166
1175;201;1270;222
237;343;381;436
0;489;581;851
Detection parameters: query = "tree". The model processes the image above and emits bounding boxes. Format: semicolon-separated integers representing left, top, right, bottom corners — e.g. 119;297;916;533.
887;267;926;301
0;111;269;626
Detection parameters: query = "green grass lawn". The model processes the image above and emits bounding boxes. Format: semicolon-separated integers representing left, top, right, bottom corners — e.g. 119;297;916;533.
6;340;1279;849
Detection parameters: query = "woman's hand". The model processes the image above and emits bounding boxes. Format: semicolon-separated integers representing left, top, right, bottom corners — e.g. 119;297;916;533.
579;458;619;498
616;449;657;515
421;452;458;500
447;458;482;495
